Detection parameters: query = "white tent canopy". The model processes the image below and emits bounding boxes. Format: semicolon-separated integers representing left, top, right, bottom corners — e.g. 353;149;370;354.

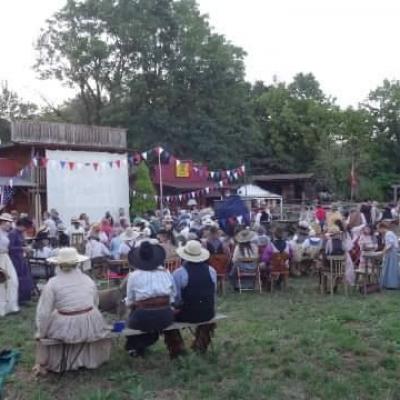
237;184;282;200
237;184;283;219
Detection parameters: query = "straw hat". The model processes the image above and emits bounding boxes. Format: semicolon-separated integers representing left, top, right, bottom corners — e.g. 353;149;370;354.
0;213;13;223
235;229;256;243
328;225;341;235
120;227;140;242
47;247;88;265
177;240;210;263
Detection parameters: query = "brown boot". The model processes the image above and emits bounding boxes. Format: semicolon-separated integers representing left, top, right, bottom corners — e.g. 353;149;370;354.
191;324;215;354
164;329;186;359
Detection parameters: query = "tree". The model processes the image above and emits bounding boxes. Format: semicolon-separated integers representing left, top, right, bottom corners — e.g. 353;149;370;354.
131;162;157;216
0;81;38;142
35;0;256;167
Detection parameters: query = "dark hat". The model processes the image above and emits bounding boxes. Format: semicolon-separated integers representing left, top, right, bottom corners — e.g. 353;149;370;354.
129;241;166;271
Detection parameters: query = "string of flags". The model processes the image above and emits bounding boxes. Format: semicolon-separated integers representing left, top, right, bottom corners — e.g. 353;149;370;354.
140;146;246;181
132;182;230;204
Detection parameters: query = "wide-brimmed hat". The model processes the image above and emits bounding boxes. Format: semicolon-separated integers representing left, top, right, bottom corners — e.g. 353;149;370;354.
120;227;140;242
328;225;341;235
0;213;13;223
47;247;88;265
177;240;210;263
129;241;166;271
235;229;256;243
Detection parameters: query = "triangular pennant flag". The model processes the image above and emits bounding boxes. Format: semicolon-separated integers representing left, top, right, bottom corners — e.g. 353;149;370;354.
60;161;67;169
132;190;137;196
205;187;210;194
32;157;39;168
9;179;13;188
93;162;99;171
234;172;239;180
109;161;114;168
141;152;148;160
176;159;181;166
115;160;121;168
68;161;75;171
41;158;48;168
178;194;182;201
154;195;158;202
166;196;170;202
143;194;148;200
157;146;164;155
210;171;215;179
241;165;246;173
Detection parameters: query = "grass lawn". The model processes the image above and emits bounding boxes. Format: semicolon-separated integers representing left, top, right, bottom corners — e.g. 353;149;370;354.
2;278;400;400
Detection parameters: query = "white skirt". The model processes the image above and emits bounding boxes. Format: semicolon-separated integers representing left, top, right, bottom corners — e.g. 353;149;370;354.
0;253;20;317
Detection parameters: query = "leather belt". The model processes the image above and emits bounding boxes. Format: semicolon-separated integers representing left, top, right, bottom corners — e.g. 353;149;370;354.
135;296;170;310
58;307;93;316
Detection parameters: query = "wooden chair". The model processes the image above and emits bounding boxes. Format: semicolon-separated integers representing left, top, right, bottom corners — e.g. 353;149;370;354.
28;257;55;294
164;257;181;273
235;258;262;294
321;255;347;296
269;252;290;292
70;233;85;254
209;253;231;295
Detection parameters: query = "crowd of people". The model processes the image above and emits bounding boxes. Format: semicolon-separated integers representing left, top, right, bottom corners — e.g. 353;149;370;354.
1;199;400;375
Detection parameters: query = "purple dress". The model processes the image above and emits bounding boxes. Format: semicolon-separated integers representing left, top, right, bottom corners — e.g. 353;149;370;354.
9;229;33;303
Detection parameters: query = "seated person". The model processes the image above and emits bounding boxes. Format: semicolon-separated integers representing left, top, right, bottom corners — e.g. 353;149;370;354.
109;226;123;260
230;229;258;289
165;240;216;358
262;227;292;285
34;248;111;374
157;228;178;261
125;242;175;357
206;226;230;275
117;227;139;259
85;233;111;260
32;227;53;259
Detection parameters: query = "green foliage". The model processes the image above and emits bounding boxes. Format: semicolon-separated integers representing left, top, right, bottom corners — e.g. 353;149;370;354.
131;162;157;215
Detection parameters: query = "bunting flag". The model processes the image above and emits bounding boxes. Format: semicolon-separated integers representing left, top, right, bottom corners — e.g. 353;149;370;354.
68;161;75;171
93;162;99;171
115;160;121;169
60;161;67;169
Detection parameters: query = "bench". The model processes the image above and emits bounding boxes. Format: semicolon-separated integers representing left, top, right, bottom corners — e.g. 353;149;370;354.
39;314;227;346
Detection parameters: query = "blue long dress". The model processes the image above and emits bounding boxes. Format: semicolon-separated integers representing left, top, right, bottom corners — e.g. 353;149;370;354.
380;231;400;289
8;229;33;303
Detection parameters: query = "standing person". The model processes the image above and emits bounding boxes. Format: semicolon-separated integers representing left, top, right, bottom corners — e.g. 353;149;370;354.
34;248;111;374
0;213;19;317
8;217;34;304
378;222;400;289
326;204;343;230
118;208;130;229
68;218;85;236
43;211;57;241
371;201;381;226
164;240;216;358
125;242;175;357
360;201;372;226
315;204;326;233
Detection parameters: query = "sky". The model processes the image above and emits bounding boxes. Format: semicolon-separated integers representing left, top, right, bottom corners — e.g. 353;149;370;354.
1;0;400;108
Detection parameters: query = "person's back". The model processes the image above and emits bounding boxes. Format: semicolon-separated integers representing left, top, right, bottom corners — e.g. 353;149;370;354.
176;261;215;323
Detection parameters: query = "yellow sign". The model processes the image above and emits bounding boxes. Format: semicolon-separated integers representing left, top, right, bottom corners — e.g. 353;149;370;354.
176;162;191;178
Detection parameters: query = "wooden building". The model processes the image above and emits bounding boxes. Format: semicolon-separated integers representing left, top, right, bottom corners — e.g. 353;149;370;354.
251;173;315;203
0;121;127;222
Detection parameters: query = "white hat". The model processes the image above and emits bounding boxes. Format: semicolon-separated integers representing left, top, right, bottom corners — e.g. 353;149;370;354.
177;240;210;263
47;247;89;265
120;227;140;242
0;213;13;223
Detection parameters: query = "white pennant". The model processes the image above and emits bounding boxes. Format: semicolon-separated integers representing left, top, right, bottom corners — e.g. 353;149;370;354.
176;159;181;166
178;194;182;201
141;152;148;160
9;179;13;188
143;194;148;199
210;171;215;179
205;187;210;194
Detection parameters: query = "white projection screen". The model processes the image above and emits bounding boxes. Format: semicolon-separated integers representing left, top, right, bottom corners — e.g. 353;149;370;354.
46;150;129;225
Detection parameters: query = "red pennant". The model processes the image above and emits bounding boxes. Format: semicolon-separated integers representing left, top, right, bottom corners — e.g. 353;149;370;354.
41;158;48;168
93;162;99;171
115;160;121;169
68;161;75;170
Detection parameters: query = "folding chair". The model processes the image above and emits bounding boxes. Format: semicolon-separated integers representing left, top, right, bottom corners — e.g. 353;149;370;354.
209;253;231;295
321;255;347;296
28;257;55;293
269;252;290;292
235;258;262;294
164;257;181;273
70;233;85;254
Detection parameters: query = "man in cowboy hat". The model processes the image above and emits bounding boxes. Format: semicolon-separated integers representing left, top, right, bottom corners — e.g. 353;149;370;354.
125;242;176;357
164;240;217;359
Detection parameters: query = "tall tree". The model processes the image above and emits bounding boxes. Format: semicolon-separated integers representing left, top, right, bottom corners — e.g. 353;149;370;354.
131;162;157;215
35;0;255;167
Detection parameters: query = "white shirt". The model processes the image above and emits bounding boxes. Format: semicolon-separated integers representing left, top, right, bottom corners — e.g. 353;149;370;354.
126;267;176;305
118;241;135;258
33;247;53;259
68;226;85;236
85;239;110;259
44;218;57;239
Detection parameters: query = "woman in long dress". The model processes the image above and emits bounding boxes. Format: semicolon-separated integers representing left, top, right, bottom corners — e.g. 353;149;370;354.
0;213;19;317
34;247;111;374
378;222;400;289
8;217;34;303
